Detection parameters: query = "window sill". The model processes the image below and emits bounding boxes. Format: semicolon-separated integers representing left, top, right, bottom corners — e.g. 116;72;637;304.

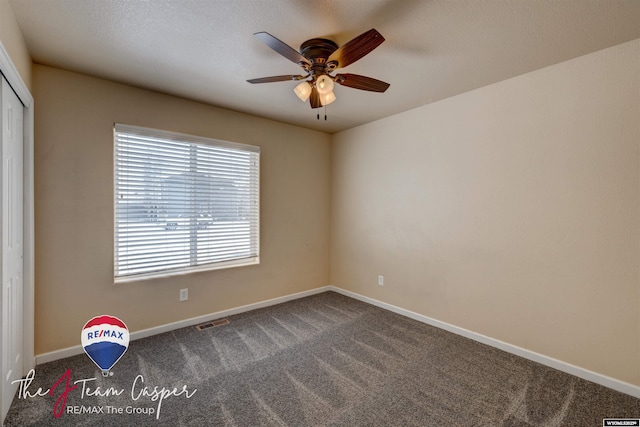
114;257;259;284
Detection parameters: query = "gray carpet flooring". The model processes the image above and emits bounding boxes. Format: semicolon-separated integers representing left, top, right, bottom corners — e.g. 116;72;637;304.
4;291;639;426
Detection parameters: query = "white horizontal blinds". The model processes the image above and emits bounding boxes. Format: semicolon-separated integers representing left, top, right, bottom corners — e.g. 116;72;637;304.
114;124;260;278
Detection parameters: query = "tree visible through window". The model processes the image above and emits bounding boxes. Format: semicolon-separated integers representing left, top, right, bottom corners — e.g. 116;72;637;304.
114;124;260;280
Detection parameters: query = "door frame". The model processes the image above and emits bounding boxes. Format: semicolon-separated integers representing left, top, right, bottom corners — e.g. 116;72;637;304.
0;41;35;414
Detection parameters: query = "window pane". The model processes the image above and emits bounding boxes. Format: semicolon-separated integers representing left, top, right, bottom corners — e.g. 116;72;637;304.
114;124;260;279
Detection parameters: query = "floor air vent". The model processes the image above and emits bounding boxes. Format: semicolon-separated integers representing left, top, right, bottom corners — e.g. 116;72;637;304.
195;318;229;331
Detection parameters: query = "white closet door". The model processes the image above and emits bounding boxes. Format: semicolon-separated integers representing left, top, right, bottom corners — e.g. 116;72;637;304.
1;76;24;420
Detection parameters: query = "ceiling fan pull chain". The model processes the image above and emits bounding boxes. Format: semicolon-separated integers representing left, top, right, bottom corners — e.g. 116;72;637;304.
324;104;327;121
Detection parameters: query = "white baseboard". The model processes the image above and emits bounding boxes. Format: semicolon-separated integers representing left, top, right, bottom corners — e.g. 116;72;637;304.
329;286;640;398
35;285;331;365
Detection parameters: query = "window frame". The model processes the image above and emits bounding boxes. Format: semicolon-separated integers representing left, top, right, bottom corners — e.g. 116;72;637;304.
113;123;260;283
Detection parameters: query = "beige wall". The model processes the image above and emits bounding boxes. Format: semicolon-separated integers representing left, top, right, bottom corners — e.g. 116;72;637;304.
331;39;640;386
33;65;331;354
0;0;31;89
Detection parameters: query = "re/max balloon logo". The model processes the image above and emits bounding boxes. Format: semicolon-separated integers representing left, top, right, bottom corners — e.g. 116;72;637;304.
81;315;130;376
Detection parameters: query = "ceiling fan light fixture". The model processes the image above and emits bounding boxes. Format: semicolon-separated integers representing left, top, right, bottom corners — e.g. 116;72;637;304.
294;81;312;102
315;75;334;95
320;91;336;106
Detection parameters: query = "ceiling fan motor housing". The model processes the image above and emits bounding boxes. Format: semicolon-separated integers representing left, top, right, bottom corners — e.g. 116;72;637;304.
299;38;339;75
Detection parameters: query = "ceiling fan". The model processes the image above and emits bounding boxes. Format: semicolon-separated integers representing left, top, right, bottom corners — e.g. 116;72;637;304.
247;29;390;109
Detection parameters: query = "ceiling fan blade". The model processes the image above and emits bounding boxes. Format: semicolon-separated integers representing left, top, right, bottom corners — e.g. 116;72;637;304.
334;73;390;92
247;75;306;84
309;86;322;109
327;29;385;69
254;32;312;66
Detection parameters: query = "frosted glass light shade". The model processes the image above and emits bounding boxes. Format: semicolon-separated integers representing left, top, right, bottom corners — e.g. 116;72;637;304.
320;91;336;106
316;75;334;95
294;81;312;102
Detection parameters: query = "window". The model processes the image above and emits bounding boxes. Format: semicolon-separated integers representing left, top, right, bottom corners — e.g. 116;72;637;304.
114;124;260;281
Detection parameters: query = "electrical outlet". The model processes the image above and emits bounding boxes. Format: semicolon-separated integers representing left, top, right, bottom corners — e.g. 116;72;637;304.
378;275;384;286
179;288;188;302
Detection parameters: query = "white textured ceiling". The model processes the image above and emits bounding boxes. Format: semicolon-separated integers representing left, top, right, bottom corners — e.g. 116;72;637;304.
8;0;640;133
